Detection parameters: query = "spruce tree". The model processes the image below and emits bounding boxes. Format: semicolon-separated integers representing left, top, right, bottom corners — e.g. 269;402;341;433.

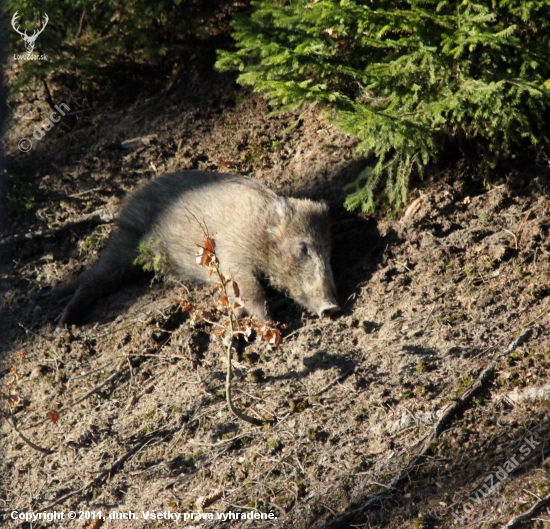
217;0;550;213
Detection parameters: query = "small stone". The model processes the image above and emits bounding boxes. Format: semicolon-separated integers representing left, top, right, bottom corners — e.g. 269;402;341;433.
30;365;44;379
362;320;379;334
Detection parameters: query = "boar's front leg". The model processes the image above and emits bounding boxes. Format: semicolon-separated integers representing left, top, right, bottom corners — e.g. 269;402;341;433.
234;274;270;322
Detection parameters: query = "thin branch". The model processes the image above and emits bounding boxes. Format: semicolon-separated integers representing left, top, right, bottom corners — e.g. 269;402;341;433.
75;8;86;39
394;260;412;272
501;493;550;529
6;416;55;455
224;286;262;427
22;360;127;431
430;359;497;439
126;367;172;409
312;367;355;397
37;436;151;512
41;78;56;113
503;229;518;250
67;186;102;198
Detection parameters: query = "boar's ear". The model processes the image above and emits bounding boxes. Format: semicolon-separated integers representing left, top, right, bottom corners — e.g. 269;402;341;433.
267;197;294;238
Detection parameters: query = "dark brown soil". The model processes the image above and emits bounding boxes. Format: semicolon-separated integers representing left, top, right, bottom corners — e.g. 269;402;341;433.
2;29;550;529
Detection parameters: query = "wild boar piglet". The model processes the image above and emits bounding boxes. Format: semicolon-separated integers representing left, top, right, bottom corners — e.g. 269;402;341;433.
57;171;341;325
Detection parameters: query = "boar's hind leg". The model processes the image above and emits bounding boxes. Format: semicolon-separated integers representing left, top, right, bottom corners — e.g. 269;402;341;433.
59;226;142;326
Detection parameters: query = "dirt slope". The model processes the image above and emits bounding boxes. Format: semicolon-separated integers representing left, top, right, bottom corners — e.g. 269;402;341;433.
1;38;550;529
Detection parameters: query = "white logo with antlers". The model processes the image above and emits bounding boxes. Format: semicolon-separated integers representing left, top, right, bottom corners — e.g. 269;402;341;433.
11;11;49;54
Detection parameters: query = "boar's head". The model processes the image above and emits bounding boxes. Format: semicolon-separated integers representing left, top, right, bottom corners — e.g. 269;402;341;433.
265;197;341;318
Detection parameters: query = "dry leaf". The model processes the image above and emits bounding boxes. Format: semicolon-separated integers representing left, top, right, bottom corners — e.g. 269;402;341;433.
204;238;216;253
196;237;217;267
212;329;226;340
402;195;426;221
175;299;194;313
268;329;281;347
47;410;60;424
258;324;282;347
190;310;203;325
87;519;104;529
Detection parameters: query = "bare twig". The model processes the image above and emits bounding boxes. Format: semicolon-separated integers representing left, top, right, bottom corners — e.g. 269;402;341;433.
223;282;262;427
22;360;127;431
472;309;550;360
421;303;436;332
41;78;56;114
67;186;102;198
125;366;174;409
71;360;113;381
504;228;518;250
36;436;151;512
122;353;189;360
515;209;532;241
60;359;126;408
394;260;412;273
427;352;508;441
312;367;355;397
75;8;86;39
6;416;55;454
188;432;259;448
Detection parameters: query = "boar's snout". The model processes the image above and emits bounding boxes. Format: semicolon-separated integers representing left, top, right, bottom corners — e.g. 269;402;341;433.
319;302;341;318
307;272;340;319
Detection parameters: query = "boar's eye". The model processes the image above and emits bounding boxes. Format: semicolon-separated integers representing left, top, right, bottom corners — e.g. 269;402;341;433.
298;242;309;258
